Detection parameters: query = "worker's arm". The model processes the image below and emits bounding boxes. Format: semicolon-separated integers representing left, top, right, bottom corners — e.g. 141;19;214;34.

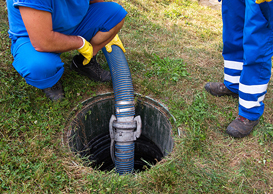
90;0;104;4
19;6;82;53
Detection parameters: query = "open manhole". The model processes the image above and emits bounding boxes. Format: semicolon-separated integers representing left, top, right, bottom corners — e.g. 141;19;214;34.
64;93;175;173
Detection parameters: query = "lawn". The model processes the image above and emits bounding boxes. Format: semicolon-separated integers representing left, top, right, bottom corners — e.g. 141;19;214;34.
1;0;273;193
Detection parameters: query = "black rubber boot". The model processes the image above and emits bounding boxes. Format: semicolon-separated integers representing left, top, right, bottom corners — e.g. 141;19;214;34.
42;80;64;101
71;54;111;82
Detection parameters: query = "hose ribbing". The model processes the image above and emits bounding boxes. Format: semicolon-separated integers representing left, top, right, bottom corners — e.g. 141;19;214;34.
102;45;135;174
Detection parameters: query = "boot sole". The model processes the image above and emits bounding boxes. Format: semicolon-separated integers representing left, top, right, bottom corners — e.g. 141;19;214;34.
209;90;238;98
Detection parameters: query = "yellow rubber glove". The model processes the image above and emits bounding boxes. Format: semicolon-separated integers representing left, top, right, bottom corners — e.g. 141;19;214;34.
105;34;126;53
77;36;93;65
256;0;271;4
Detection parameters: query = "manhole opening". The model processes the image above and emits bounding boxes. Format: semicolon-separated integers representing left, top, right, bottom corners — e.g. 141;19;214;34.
65;93;174;173
80;133;163;172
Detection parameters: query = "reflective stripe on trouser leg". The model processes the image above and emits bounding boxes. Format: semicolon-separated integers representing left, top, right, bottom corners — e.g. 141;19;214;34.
222;0;245;94
239;0;273;121
224;60;242;93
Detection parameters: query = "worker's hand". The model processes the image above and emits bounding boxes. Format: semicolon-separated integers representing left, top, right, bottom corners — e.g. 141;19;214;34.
105;34;126;53
77;36;93;65
256;0;271;4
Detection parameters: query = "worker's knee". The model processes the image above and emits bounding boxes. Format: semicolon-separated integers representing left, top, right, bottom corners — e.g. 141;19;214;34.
13;41;63;81
25;53;63;80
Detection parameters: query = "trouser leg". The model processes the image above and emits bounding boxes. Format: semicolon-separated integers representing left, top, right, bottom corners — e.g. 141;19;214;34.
12;37;64;89
239;0;273;120
71;2;127;56
71;2;127;41
222;0;245;94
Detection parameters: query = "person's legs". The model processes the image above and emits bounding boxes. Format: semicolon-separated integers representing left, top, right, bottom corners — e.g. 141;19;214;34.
12;37;64;100
204;0;245;97
226;0;273;137
70;2;127;82
12;37;64;89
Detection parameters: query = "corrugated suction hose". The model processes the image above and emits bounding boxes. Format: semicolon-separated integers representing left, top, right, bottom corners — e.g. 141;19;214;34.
102;36;141;175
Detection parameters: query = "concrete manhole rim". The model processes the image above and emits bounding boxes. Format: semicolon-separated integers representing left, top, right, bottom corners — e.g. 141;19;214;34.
62;92;177;172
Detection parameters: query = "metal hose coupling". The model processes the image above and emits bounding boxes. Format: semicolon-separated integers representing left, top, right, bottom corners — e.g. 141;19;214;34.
109;113;142;175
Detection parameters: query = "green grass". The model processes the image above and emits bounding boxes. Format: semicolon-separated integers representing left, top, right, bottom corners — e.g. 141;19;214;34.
1;0;273;193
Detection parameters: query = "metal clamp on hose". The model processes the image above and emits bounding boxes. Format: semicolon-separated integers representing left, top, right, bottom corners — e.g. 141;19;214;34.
109;115;116;140
134;115;142;139
109;114;142;163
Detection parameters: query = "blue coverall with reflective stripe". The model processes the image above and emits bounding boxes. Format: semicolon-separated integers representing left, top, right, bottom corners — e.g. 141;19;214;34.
222;0;273;120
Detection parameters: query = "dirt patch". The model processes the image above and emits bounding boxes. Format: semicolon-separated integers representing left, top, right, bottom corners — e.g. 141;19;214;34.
199;0;221;10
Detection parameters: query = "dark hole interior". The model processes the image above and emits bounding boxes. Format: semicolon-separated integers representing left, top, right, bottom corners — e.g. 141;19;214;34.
80;133;163;172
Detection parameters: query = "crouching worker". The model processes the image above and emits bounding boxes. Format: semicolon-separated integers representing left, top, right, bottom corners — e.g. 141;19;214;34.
6;0;127;101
